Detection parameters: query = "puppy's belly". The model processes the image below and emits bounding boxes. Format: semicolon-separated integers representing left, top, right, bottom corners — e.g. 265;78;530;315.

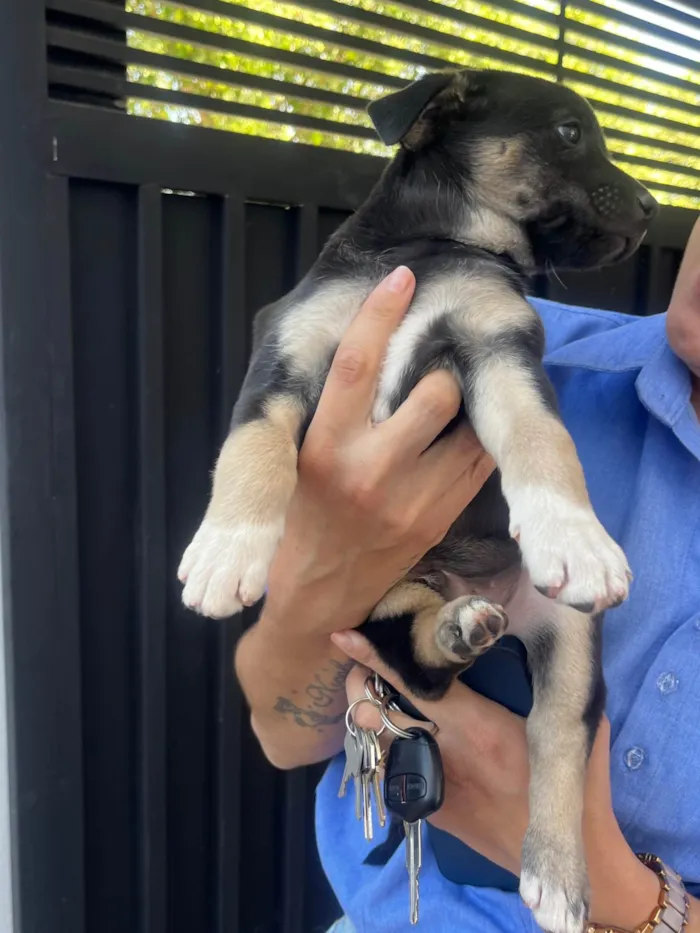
442;569;555;640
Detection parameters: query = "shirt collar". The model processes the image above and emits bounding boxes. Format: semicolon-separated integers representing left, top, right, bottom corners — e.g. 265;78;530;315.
636;334;700;460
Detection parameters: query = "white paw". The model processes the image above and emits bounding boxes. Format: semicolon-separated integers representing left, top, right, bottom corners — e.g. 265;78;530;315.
520;870;588;933
508;488;631;612
178;518;283;618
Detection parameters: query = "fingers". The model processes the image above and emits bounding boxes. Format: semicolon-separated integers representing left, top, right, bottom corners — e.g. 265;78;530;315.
314;266;415;435
419;422;494;484
380;369;462;458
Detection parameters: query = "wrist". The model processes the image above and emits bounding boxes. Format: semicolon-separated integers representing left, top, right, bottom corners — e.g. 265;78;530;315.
588;835;663;930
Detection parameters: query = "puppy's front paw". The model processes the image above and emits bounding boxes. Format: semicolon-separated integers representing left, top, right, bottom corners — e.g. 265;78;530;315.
178;518;283;618
509;488;631;613
435;596;508;664
520;834;589;933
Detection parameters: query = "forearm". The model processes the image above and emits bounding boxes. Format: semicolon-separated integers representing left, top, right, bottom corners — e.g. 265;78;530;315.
235;604;354;770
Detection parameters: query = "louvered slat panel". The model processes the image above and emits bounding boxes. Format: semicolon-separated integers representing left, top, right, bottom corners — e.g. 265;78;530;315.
45;0;700;224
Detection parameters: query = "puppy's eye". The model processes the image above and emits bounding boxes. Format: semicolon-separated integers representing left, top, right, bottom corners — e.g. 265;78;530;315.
557;122;582;146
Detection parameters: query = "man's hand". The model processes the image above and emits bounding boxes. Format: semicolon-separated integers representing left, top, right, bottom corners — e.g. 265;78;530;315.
235;266;492;769
332;628;700;932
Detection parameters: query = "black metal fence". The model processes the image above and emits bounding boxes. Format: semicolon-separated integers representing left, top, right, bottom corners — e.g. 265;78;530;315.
0;6;697;933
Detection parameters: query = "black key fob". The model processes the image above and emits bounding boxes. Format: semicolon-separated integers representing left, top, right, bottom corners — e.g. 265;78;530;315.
383;728;445;823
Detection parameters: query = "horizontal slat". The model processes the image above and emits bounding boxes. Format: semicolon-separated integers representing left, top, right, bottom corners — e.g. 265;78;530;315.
562;41;700;99
47;98;386;207
621;0;700;33
48;64;379;139
46;0;408;88
49;0;554;82
563;49;700;100
419;0;559;27
587;98;700;139
612;152;700;182
192;0;557;73
604;127;700;163
634;178;700;198
561;67;700;119
48;26;374;113
294;0;560;49
564;16;699;73
571;0;700;53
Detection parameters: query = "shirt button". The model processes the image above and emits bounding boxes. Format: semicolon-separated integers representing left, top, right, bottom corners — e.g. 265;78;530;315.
656;672;679;695
694;618;700;632
624;746;646;771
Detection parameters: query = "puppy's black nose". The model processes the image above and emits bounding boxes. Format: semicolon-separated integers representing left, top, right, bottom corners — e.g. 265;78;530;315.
637;189;659;219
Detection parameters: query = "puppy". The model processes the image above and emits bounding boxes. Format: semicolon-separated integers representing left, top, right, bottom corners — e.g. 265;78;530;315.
178;70;658;933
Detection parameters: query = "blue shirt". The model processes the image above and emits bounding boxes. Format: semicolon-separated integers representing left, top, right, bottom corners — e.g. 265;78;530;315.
315;299;700;933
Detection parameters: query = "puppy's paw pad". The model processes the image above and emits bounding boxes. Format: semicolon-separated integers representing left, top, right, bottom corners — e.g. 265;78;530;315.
436;596;508;663
179;518;283;618
509;488;631;613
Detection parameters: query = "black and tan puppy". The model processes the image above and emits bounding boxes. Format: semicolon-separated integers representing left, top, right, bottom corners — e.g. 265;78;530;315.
179;70;657;933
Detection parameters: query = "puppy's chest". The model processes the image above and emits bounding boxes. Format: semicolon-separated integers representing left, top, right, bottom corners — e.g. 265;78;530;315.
278;277;458;410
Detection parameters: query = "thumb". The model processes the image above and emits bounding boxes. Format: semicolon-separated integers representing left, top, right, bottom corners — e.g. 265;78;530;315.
331;629;461;722
332;630;406;689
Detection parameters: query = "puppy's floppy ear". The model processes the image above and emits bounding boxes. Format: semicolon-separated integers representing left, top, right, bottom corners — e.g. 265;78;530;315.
368;71;466;149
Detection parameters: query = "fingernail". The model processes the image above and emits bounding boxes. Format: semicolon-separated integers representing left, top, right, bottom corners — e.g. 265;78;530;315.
331;630;360;653
384;265;412;293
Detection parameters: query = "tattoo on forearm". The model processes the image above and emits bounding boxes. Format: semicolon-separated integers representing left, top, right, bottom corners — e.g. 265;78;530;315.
274;658;354;730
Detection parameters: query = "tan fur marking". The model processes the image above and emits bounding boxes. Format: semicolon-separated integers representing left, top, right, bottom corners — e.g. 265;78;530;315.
469;136;541;221
206;396;304;525
460;279;539;338
371;582;448;668
471;358;589;505
524;606;596;864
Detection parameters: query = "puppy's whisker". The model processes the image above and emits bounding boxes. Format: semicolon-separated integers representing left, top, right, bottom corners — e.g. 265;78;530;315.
546;260;567;290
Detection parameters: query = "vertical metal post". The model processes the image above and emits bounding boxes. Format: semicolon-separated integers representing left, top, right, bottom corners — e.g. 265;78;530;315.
0;6;86;933
556;0;568;83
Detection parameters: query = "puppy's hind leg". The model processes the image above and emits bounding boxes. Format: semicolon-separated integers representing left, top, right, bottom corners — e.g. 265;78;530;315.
359;581;509;699
179;393;305;619
519;604;605;933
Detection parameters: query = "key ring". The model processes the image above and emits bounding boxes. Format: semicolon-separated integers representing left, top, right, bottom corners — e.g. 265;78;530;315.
345;696;375;736
363;675;389;736
379;695;439;739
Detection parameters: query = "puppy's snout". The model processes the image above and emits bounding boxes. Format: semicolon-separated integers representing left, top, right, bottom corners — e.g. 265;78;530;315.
636;188;659;221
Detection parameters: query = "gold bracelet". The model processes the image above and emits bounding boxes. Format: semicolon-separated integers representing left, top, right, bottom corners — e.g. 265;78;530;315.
586;854;689;933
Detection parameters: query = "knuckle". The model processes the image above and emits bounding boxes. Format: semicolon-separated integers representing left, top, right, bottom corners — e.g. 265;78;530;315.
344;475;381;511
300;440;337;481
417;381;460;422
331;345;368;385
382;507;414;538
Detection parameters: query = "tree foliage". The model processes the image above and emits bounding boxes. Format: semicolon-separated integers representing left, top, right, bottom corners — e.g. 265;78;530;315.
125;0;700;208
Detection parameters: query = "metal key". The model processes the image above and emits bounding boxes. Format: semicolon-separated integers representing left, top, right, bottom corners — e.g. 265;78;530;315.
367;730;387;830
359;728;387;841
338;728;364;822
359;728;374;840
384;728;445;924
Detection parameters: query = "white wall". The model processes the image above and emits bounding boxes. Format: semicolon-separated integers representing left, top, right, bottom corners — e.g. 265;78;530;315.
0;529;15;931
